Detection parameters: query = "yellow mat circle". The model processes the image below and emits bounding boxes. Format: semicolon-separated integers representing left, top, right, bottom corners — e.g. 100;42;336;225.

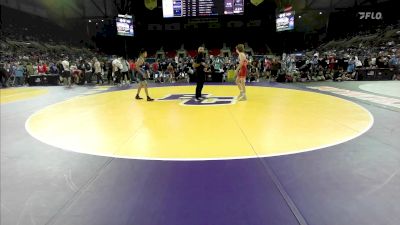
26;86;373;160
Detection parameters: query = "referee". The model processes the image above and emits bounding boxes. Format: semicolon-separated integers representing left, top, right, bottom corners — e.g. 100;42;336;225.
193;46;207;101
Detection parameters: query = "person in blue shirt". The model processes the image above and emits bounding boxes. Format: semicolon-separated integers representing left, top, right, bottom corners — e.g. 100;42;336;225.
14;63;25;86
390;51;400;80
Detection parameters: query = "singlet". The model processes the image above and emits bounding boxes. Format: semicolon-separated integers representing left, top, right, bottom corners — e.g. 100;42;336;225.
136;57;145;68
136;57;146;81
239;55;248;78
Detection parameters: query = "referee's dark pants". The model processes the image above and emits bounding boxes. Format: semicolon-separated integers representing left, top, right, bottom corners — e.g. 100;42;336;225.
195;72;205;99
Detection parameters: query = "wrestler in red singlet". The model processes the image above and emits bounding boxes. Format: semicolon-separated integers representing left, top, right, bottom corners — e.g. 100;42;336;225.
235;44;248;101
239;58;248;78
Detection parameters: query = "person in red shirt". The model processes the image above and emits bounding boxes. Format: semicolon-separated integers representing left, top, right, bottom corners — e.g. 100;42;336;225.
152;61;161;82
264;57;272;79
37;61;46;75
328;55;336;72
152;61;159;74
153;62;158;73
43;63;48;74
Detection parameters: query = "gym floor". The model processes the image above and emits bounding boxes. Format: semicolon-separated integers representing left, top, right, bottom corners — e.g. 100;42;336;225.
1;81;399;225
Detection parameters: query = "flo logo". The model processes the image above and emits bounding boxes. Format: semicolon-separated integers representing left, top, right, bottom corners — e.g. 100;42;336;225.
157;94;237;106
358;12;383;20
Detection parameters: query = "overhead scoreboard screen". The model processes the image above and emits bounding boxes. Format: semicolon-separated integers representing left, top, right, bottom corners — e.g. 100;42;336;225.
162;0;244;18
276;11;295;32
116;14;134;36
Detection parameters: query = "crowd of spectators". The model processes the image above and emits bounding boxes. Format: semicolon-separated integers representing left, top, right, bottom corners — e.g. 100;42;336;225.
1;24;399;88
273;25;400;82
0;44;92;87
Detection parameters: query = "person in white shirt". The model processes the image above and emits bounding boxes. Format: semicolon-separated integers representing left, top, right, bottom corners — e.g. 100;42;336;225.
355;56;363;68
93;57;103;85
69;63;80;84
112;56;123;85
120;58;129;85
61;58;71;87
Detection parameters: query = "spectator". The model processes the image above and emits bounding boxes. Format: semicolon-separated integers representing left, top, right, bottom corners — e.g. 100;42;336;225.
333;67;345;81
107;59;113;84
316;65;326;81
84;59;92;84
112;56;123;85
129;59;136;83
355;56;363;69
263;57;272;79
37;61;47;75
0;63;9;87
346;57;356;79
14;63;24;86
49;62;58;74
363;57;370;68
120;58;130;85
93;57;103;85
167;63;175;83
390;50;400;80
26;62;34;77
61;57;71;87
248;61;260;82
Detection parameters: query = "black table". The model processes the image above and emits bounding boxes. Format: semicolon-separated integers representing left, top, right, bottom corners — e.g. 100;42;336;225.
28;74;60;86
356;68;394;81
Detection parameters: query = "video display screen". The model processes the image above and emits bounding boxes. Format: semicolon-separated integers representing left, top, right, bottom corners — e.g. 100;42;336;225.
276;11;295;32
162;0;244;18
116;14;134;36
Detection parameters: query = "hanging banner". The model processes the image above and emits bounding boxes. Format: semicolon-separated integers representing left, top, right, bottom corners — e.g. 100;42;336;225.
251;0;264;6
145;0;157;10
